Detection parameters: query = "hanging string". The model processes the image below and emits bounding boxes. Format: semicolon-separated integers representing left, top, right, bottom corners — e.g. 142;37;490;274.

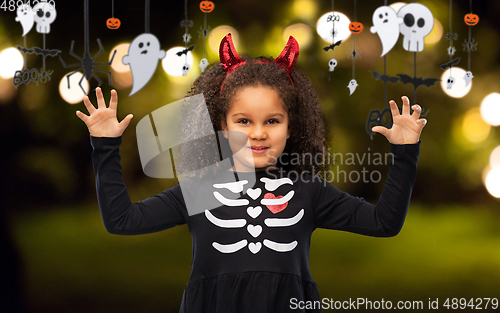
352;0;356;80
203;13;207;59
85;0;89;54
468;0;472;71
383;0;387;109
145;0;150;33
112;0;114;18
183;0;189;64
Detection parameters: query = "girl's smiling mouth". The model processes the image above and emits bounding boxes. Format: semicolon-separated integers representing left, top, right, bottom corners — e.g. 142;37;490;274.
248;146;269;153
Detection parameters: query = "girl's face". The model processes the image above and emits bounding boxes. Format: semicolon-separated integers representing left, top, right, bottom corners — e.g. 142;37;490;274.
222;85;290;172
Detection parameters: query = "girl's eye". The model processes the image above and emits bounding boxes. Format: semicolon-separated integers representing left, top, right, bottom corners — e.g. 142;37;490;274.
267;119;279;124
238;119;249;124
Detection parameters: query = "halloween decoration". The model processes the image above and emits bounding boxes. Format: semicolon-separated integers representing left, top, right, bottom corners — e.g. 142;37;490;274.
198;0;213;72
347;0;360;95
13;1;60;87
199;1;214;13
398;3;434;52
464;13;479;26
15;4;35;37
324;0;342;72
122;0;165;95
106;18;121;29
177;0;195;76
370;6;402;57
463;0;478;86
59;0;116;94
349;22;363;34
106;0;120;29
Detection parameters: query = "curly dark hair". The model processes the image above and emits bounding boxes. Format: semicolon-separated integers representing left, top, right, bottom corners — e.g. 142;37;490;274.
177;55;333;180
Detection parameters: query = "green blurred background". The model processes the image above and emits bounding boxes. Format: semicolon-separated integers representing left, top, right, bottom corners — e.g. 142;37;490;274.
1;0;499;312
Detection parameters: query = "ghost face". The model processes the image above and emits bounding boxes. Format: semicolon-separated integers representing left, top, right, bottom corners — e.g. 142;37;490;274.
199;58;209;73
221;86;290;172
328;59;337;72
15;4;35;37
123;33;166;96
446;77;455;89
33;2;56;34
464;71;474;86
370;6;402;57
348;79;358;95
398;3;434;52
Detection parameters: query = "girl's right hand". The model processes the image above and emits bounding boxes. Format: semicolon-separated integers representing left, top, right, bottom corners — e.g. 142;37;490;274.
76;87;133;138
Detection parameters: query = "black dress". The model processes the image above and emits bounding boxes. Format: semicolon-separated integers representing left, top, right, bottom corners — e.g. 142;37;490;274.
90;135;420;313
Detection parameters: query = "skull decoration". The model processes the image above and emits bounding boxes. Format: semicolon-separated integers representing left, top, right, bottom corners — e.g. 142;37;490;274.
33;1;56;34
397;3;434;52
446;77;455;89
182;63;191;76
328;58;337;72
199;58;209;73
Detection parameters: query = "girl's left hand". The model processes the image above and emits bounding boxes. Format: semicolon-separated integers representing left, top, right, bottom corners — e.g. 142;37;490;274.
371;96;427;145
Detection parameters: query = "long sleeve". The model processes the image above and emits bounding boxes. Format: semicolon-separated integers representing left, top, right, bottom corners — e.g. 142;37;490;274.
90;135;187;235
312;141;420;237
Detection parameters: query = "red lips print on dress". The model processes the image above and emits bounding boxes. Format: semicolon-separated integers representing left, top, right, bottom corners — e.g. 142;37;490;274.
263;193;288;214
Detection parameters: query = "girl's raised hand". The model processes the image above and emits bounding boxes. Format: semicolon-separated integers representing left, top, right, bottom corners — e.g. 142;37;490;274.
76;87;133;138
371;96;427;145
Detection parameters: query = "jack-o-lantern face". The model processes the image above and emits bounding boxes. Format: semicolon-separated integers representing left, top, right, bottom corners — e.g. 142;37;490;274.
464;13;479;26
200;1;214;13
349;22;364;33
107;17;121;29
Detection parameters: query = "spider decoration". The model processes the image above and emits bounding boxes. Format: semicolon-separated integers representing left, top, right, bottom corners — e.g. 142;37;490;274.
348;47;362;60
59;0;117;94
463;38;478;52
60;39;117;94
198;25;211;39
183;33;192;44
445;32;458;41
447;46;456;56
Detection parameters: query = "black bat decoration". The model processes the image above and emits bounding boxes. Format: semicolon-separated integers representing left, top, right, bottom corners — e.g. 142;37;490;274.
33;47;61;58
16;46;33;54
370;71;400;84
176;45;196;56
323;40;342;52
396;74;441;89
440;57;461;70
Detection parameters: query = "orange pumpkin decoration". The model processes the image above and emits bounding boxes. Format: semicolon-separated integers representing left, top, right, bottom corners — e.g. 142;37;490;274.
200;1;214;13
349;22;364;34
107;17;121;29
464;13;479;26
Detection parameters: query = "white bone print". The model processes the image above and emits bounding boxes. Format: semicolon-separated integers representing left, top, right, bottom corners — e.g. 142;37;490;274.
248;242;262;254
260;177;293;191
213;191;250;206
261;190;295;205
205;210;246;228
247;206;262;219
263;239;297;252
247;224;262;238
246;188;261;200
213;240;248;253
213;180;248;193
209;177;301;254
264;209;304;227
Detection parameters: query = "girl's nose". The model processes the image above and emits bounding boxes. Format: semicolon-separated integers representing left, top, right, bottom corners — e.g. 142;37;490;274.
249;125;267;140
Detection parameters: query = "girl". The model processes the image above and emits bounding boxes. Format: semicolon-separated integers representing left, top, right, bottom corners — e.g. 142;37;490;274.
78;34;425;312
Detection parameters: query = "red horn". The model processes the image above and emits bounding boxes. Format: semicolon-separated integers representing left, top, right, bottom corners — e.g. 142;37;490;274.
219;33;246;72
273;36;299;74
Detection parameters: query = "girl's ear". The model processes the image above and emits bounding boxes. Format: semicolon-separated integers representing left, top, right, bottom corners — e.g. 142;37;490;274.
287;127;291;139
221;119;228;139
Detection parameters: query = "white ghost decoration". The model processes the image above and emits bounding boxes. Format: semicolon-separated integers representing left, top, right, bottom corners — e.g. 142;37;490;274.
182;63;191;76
370;6;403;57
347;79;358;95
33;1;56;34
123;33;166;96
464;71;473;86
15;4;36;37
398;3;434;52
328;59;337;72
199;58;209;73
446;76;455;89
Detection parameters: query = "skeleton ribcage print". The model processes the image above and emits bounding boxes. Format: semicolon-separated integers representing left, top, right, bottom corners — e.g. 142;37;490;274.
206;177;304;254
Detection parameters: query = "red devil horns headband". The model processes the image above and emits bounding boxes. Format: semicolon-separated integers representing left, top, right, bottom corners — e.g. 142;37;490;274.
219;33;299;96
